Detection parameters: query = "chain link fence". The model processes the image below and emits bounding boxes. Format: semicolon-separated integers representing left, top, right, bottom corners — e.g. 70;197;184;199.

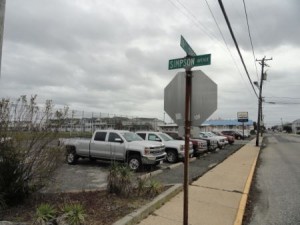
55;109;163;138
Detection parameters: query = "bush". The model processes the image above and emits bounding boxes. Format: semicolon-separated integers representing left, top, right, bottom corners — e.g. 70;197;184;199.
146;179;163;198
136;176;148;196
35;203;57;225
107;163;133;197
0;96;68;206
62;203;86;225
0;142;30;205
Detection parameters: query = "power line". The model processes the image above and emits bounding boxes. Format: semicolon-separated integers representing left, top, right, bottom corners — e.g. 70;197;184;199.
204;0;254;97
167;0;225;48
218;0;258;98
265;96;300;100
242;0;259;81
265;101;300;105
167;0;255;97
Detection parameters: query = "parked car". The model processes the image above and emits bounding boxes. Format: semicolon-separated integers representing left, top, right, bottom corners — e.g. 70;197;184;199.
237;130;250;138
136;131;193;163
211;131;235;145
59;130;166;171
221;130;244;140
192;133;218;151
164;131;208;156
164;131;183;140
200;132;228;149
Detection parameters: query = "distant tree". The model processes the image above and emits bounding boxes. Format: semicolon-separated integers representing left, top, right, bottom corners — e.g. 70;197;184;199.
0;95;68;207
283;125;292;133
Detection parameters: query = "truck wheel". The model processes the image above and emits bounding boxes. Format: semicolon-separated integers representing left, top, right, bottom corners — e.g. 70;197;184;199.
166;150;178;163
128;155;141;171
66;149;78;165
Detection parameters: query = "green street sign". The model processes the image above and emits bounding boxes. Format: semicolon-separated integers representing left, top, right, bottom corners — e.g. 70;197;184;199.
180;35;196;56
168;54;211;70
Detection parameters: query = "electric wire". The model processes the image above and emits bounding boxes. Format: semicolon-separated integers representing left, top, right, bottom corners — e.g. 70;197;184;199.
242;0;259;81
218;0;258;98
167;0;226;50
203;0;254;97
167;0;255;97
265;96;300;100
265;102;300;105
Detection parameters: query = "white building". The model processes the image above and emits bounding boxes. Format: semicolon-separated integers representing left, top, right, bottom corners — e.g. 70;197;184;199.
291;119;300;134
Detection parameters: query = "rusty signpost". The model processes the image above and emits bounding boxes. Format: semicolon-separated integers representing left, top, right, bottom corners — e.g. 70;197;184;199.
165;35;216;225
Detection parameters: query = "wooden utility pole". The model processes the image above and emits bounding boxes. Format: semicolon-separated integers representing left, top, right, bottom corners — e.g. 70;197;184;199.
0;0;6;76
256;56;272;146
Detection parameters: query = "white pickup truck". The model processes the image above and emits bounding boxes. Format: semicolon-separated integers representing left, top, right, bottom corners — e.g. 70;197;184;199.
136;131;194;163
60;130;166;171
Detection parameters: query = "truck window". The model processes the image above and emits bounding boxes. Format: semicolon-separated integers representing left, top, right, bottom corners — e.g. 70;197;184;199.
108;132;121;142
148;133;160;141
137;133;146;140
94;132;106;141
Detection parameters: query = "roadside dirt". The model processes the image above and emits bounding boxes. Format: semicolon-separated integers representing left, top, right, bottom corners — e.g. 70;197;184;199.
1;189;159;225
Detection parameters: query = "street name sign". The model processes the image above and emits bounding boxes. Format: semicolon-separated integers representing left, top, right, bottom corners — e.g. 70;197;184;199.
168;54;211;70
164;70;217;126
180;35;196;56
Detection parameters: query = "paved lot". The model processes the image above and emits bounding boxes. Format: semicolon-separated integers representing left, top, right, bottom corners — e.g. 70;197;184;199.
41;140;251;193
153;142;246;185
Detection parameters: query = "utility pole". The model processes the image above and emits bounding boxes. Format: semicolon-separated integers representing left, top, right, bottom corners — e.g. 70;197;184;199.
0;0;6;77
256;56;272;146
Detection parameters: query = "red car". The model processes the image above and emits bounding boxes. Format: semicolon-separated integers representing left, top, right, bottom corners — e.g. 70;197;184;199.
212;131;235;145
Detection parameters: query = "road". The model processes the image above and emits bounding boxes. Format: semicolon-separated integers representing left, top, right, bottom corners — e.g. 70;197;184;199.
247;133;300;225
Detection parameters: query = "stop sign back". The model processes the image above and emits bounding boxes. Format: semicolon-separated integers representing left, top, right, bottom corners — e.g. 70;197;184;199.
164;70;217;126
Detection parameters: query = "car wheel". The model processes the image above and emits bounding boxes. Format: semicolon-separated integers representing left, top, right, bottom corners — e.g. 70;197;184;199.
166;150;178;163
128;155;141;171
66;149;78;165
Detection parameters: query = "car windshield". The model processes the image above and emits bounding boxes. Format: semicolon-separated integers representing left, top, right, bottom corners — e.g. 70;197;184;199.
202;132;213;137
199;133;207;138
213;131;221;136
121;132;143;142
159;133;173;141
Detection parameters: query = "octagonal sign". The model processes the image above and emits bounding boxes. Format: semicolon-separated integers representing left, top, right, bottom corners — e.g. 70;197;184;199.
164;70;217;126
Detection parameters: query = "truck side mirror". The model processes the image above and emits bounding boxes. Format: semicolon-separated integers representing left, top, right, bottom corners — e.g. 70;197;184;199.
114;138;123;143
155;138;162;142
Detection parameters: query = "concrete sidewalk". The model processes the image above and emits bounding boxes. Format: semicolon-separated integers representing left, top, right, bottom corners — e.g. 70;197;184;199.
138;139;260;225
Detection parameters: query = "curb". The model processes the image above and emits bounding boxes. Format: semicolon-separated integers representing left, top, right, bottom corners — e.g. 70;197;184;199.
138;157;196;180
112;184;183;225
233;141;261;225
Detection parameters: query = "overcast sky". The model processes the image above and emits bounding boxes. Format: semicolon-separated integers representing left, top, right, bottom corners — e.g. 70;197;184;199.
1;0;299;127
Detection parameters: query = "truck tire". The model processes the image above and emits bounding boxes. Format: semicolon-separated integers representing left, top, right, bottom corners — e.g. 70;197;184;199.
128;154;141;171
66;149;78;165
166;149;178;163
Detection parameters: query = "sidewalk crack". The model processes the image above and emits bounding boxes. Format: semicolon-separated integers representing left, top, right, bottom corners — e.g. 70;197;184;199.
191;184;244;194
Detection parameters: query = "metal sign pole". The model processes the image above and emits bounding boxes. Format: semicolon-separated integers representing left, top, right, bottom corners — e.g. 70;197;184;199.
183;69;191;225
243;122;245;140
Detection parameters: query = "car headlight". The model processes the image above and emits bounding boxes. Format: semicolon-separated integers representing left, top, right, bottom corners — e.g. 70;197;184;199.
144;147;150;155
180;145;184;151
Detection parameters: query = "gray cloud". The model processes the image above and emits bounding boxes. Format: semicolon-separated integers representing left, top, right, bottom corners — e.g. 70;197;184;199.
1;0;299;127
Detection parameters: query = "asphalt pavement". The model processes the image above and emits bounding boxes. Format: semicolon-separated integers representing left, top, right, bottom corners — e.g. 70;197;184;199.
247;133;300;225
